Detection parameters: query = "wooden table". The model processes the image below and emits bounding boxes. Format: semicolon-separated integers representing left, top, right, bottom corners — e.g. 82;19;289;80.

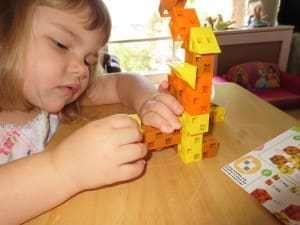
25;83;299;225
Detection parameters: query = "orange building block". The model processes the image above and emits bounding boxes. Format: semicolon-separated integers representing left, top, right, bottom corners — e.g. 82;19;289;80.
182;93;211;115
169;71;213;114
183;77;212;115
158;0;187;17
185;52;215;75
168;72;185;103
169;8;200;41
202;133;219;158
196;73;213;92
142;125;181;150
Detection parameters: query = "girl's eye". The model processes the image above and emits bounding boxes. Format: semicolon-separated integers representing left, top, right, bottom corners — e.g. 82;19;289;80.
84;60;97;68
84;60;91;67
84;57;90;66
53;39;68;50
84;55;98;67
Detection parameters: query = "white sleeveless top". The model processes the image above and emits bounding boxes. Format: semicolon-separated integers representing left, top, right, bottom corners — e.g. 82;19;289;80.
0;111;59;164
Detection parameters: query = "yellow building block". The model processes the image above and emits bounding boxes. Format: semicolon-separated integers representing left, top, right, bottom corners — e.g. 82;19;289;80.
180;112;210;135
178;133;203;163
177;112;209;163
129;114;142;130
189;27;221;55
210;104;226;123
169;62;197;89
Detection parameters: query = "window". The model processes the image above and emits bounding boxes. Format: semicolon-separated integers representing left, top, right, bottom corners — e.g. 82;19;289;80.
103;0;249;74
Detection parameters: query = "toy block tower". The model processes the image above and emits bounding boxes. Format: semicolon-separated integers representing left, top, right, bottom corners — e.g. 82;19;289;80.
159;0;221;163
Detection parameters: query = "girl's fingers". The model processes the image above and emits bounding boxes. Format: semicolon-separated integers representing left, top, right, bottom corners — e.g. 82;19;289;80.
145;93;183;115
118;143;147;164
104;114;139;129
118;160;146;181
142;110;180;133
158;80;169;93
112;126;143;145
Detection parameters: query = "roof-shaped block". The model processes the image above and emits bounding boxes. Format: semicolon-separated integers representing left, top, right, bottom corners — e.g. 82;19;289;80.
188;27;221;54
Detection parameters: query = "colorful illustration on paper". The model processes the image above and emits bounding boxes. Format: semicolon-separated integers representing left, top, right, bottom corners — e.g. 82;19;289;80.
222;127;300;225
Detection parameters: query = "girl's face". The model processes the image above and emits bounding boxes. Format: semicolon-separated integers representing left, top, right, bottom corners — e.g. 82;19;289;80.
23;6;103;113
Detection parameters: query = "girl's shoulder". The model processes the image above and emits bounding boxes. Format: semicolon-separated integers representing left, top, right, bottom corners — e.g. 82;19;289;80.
0;111;59;164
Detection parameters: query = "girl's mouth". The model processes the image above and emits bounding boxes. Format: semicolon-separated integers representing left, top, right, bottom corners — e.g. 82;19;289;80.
58;83;80;97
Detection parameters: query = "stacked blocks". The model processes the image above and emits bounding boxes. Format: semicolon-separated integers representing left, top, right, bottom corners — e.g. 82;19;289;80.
160;1;222;163
132;1;225;164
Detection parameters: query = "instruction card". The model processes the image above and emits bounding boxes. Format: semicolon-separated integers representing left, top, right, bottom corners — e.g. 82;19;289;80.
222;127;300;225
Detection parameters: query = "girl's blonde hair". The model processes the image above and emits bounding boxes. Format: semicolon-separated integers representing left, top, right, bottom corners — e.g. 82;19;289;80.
0;0;111;123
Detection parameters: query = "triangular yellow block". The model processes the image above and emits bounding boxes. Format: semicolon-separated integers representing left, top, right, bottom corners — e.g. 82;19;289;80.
189;27;221;54
168;62;197;89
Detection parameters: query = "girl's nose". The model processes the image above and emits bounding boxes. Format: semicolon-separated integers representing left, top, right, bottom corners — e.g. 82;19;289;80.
69;57;88;80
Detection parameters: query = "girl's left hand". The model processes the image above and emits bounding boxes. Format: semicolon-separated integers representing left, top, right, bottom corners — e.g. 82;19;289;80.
138;80;184;133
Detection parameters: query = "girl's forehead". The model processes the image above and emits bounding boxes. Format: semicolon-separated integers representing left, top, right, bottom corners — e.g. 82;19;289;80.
32;3;110;45
36;1;111;30
33;6;104;49
34;5;93;26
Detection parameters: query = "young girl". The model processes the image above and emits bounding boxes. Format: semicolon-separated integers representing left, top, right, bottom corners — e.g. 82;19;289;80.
0;0;183;224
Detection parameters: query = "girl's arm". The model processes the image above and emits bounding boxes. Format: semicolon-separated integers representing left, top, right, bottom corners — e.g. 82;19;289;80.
80;73;184;133
0;151;77;224
79;72;156;112
0;114;147;225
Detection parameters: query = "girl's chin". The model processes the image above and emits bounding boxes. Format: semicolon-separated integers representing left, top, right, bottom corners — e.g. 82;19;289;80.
41;99;77;113
42;105;65;114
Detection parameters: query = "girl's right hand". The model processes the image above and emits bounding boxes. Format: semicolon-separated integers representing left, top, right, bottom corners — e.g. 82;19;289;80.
138;80;183;133
51;114;147;192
